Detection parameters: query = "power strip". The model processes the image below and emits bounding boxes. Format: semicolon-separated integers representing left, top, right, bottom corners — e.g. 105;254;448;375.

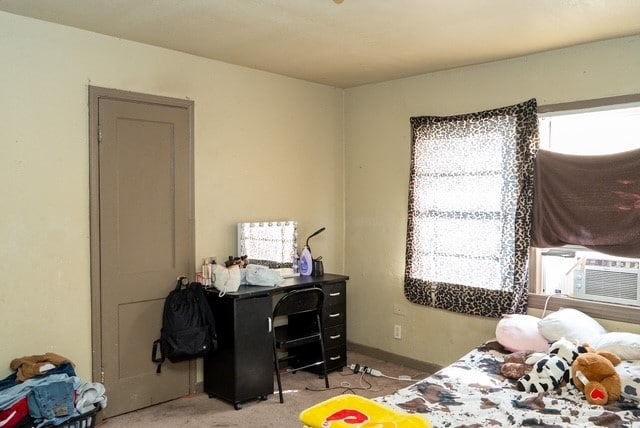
349;363;413;381
349;363;382;377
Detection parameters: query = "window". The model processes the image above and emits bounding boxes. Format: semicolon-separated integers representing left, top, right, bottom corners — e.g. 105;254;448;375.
409;127;508;290
404;99;539;317
532;99;640;312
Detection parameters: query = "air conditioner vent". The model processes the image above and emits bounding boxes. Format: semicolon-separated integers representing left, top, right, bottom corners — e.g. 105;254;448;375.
573;259;640;306
584;270;638;300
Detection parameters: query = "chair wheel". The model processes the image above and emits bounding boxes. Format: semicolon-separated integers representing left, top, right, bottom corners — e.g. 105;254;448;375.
234;403;242;410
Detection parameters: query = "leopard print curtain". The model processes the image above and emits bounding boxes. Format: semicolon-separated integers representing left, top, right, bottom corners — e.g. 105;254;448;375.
404;99;539;317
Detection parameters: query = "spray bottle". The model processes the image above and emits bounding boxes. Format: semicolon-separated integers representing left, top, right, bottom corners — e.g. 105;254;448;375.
299;227;325;276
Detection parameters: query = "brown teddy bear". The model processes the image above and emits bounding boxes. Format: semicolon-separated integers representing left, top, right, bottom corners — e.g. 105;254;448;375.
571;350;622;405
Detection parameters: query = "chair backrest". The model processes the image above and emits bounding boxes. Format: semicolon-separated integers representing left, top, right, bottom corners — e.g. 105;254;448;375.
273;288;324;318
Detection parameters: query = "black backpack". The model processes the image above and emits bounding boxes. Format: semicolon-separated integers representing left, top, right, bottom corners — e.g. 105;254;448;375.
152;277;218;373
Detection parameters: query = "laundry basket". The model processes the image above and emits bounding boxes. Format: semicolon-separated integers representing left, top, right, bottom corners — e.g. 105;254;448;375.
41;405;100;428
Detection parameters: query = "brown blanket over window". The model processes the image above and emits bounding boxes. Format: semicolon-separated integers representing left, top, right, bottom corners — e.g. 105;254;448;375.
531;148;640;258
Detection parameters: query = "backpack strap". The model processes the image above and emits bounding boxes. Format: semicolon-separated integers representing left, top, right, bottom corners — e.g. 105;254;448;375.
192;282;218;351
152;339;164;373
175;275;189;290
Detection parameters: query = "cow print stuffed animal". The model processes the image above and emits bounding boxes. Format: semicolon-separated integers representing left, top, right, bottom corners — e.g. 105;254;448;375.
516;337;588;393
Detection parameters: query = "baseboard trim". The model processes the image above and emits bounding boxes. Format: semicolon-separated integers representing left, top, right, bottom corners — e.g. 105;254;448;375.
347;341;441;375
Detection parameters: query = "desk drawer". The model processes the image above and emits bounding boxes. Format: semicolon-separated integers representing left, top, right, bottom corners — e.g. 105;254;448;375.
304;343;346;373
322;282;346;307
324;324;346;348
322;306;345;328
325;347;347;371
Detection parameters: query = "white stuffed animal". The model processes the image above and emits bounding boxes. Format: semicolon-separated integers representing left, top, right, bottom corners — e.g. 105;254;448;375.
516;337;587;393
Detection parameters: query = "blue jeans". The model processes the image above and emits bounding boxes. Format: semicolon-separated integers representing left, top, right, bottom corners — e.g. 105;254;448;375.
0;373;81;415
28;379;78;427
28;380;75;419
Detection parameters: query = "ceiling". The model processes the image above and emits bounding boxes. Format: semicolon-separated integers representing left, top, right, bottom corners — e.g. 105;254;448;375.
2;0;640;88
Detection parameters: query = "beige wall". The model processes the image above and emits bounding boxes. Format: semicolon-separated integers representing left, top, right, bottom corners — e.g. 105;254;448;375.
0;12;344;380
344;35;640;367
2;9;640;383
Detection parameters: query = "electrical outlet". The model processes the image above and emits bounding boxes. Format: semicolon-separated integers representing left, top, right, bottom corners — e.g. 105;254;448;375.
393;324;402;339
393;303;407;316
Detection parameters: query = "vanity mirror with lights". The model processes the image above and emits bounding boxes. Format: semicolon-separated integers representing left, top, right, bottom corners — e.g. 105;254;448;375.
236;220;297;268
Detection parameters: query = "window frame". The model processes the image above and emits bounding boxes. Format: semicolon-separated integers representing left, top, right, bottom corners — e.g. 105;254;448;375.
528;93;640;323
404;100;538;317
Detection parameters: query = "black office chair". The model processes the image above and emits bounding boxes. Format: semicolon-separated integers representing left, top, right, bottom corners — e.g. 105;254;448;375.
272;287;329;403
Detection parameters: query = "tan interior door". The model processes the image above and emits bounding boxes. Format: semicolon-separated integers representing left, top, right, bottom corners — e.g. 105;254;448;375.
96;94;194;417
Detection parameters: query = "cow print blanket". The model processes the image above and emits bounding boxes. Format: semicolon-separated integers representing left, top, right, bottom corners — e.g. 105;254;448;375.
374;342;640;427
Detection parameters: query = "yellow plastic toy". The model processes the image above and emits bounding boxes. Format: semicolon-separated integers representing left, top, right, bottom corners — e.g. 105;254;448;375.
300;394;431;428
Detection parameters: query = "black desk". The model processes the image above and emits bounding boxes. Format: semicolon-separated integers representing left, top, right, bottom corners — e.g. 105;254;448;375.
203;273;349;409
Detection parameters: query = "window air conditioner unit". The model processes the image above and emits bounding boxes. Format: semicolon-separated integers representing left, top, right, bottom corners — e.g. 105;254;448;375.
573;258;640;306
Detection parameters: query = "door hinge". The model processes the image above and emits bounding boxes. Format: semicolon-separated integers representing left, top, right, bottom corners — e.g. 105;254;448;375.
100;368;105;383
98;125;102;142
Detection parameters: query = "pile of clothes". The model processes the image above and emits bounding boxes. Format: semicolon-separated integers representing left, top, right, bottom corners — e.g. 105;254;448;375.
0;353;106;428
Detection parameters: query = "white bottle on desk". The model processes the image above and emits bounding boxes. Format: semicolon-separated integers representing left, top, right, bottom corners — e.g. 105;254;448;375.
292;254;299;274
299;246;312;276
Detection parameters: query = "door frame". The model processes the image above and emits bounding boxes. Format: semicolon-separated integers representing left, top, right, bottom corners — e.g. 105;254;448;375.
88;85;196;391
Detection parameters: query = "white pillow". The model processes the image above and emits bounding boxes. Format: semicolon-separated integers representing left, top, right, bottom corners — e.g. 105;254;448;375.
591;332;640;360
537;308;607;344
496;314;550;352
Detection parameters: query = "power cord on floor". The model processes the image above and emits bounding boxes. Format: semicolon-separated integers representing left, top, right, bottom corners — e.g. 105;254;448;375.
305;362;415;396
305;371;376;393
348;363;414;382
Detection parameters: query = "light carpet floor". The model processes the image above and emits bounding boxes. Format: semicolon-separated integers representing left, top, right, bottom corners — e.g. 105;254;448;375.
98;351;430;427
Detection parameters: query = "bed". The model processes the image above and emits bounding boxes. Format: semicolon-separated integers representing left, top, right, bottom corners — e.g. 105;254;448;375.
374;341;640;428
